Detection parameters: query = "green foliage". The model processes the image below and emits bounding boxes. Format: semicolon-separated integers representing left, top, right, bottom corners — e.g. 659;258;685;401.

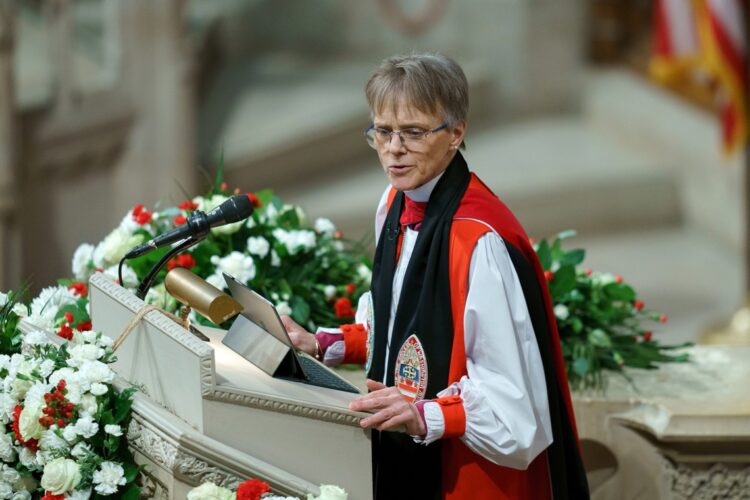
536;230;690;390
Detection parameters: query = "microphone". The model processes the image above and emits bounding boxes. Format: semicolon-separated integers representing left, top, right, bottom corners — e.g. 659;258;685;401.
125;194;254;259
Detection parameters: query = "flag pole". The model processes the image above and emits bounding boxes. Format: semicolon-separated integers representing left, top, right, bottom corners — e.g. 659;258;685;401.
700;4;750;345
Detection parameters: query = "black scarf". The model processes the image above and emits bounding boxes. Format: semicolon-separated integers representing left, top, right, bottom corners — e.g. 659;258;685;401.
368;152;471;499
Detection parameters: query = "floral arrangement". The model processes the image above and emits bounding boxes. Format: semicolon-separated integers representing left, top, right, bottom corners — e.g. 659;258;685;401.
535;231;689;390
32;180;371;337
187;478;347;500
0;291;139;498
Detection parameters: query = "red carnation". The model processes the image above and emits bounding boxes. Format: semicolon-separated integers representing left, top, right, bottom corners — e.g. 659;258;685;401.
220;181;229;192
12;405;39;451
247;193;262;208
659;314;669;324
41;492;65;500
643;331;653;342
334;297;355;318
634;299;645;311
167;253;196;271
134;210;152;225
174;215;187;225
132;204;145;217
76;321;92;332
179;200;199;211
68;282;88;297
584;268;593;277
334;230;343;239
544;270;554;282
345;283;356;295
57;324;74;341
614;275;623;284
236;478;272;500
63;312;74;324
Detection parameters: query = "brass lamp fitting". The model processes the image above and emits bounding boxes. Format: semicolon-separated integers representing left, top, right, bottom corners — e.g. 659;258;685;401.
164;268;243;325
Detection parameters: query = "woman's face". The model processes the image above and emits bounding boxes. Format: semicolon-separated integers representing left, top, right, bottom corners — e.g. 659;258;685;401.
371;103;465;192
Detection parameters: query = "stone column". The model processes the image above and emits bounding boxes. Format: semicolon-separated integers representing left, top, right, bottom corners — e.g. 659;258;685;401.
0;0;19;291
114;0;197;213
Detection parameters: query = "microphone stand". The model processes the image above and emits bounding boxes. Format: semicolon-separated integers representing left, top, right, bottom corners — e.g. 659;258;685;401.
120;235;206;300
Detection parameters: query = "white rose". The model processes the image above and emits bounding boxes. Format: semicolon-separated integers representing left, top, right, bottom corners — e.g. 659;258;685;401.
323;285;336;300
9;379;32;401
18;402;45;441
104;424;122;437
92;461;126;495
0;432;15;462
247;237;270;259
308;484;348;500
40;458;81;495
554;304;570;321
187;482;234;500
314;218;336;236
275;302;292;316
71;243;96;281
210;252;255;283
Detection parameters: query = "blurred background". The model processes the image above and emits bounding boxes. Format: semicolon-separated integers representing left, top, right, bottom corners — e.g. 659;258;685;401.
0;0;744;346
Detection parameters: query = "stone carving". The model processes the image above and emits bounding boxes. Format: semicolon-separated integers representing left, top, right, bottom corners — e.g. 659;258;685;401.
127;419;178;471
175;456;242;490
138;470;169;500
668;462;750;499
206;389;360;427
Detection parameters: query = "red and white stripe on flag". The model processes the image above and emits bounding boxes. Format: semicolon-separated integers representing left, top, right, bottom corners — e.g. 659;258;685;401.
651;0;748;155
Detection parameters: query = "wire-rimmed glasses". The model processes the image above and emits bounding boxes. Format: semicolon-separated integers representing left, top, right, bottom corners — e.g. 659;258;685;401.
364;122;448;150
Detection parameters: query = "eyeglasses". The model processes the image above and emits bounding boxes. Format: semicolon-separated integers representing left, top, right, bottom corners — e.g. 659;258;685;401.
364;122;448;150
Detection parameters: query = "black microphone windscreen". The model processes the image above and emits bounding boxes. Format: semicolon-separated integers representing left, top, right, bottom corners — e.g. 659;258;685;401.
209;195;255;225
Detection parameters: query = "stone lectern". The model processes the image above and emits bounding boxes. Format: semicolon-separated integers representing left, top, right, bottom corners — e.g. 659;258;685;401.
87;273;372;499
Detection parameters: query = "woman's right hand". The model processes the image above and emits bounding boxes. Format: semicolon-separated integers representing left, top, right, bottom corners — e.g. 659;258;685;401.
280;315;317;357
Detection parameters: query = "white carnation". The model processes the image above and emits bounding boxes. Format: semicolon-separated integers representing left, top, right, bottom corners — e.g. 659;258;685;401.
0;432;15;462
49;368;76;388
18;448;38;469
22;330;51;347
0;292;6;308
324;285;336;300
72;413;98;439
67;489;92;500
62;425;78;444
554;304;570;321
70;442;91;459
68;344;105;367
205;273;227;291
271;250;281;267
0;482;12;498
11;302;28;318
144;283;177;311
104;424;123;437
247;237;270;258
39;429;70;455
92;461;126;496
92;228;143;269
273;229;316;255
71;243;96;281
78;393;98;415
27;286;77;331
314;218;336;236
308;484;348;500
356;264;371;283
104;264;138;289
89;383;108;396
210;252;255;283
39;359;56;378
77;360;114;387
118;211;140;234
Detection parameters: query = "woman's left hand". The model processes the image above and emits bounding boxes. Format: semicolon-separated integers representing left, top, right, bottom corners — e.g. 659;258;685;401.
349;379;426;436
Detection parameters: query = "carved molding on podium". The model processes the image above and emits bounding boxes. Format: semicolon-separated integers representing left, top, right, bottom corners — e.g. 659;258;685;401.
667;462;750;499
205;389;361;427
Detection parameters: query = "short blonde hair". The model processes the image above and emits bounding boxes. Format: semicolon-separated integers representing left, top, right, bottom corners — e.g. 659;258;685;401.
365;53;468;147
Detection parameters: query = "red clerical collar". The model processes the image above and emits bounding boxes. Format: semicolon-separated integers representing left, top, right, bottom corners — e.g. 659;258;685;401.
400;196;428;230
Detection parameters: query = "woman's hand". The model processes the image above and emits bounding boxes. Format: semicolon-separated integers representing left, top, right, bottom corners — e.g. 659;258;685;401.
349;380;426;436
280;315;317;357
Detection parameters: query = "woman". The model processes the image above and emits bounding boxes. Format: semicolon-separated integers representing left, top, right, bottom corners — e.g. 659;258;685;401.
283;53;589;500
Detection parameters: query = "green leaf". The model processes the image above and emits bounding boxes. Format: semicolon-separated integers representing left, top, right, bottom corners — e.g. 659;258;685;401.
290;296;311;324
549;265;576;296
560;249;585;267
603;283;636;302
121;484;142;500
573;357;590;375
588;329;612;348
536;240;552;270
114;387;137;424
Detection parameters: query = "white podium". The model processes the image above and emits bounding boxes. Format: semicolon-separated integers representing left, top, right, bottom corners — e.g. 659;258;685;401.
86;273;373;499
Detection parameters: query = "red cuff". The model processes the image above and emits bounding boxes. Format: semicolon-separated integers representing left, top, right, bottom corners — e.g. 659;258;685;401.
341;323;367;365
435;395;466;439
